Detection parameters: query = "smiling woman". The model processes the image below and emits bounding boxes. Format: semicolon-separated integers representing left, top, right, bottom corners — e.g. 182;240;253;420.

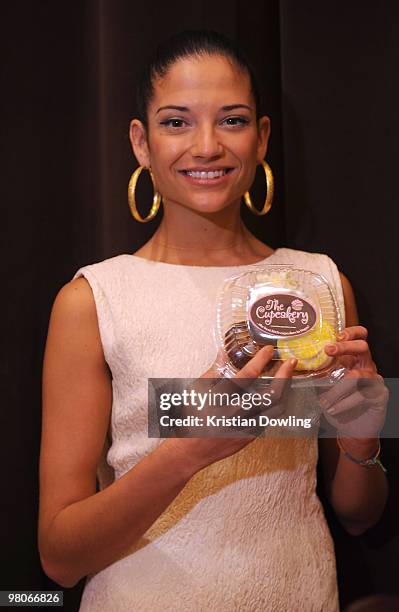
129;52;270;244
38;30;388;612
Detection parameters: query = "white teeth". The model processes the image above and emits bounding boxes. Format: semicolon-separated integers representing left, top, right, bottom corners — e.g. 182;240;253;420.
185;169;228;179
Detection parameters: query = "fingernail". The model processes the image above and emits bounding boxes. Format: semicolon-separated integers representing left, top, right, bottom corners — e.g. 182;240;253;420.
325;344;337;354
289;358;297;367
337;332;346;340
327;407;336;415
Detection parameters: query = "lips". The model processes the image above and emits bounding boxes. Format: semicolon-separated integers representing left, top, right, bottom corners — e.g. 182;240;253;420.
179;168;234;180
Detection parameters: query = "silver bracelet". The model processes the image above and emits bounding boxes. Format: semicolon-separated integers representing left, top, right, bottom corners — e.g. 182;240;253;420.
336;436;387;473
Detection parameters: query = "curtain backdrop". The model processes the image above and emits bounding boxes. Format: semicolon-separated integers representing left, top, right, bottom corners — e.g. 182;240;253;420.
3;2;398;610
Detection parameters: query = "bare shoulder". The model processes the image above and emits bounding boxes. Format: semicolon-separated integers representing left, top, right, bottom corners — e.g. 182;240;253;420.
338;270;359;327
49;277;105;354
52;276;97;316
338;271;354;298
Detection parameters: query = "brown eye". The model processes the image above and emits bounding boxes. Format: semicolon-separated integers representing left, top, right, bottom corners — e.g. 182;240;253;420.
222;116;250;127
160;118;187;128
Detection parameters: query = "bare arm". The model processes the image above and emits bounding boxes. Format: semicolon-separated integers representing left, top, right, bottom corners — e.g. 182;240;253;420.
319;272;388;535
38;279;197;588
39;279;288;588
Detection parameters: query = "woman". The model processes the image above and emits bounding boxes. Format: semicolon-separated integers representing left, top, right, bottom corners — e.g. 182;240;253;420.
38;30;388;611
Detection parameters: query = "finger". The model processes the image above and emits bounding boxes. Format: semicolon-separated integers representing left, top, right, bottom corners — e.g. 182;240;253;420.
322;390;368;416
320;376;388;416
334;355;357;370
324;339;370;357
318;369;382;407
195;345;265;397
212;347;290;415
205;345;274;400
318;376;359;409
230;356;298;424
274;357;298;379
325;340;377;372
233;344;274;389
224;346;282;416
358;376;390;404
337;326;368;341
235;345;274;380
268;357;298;404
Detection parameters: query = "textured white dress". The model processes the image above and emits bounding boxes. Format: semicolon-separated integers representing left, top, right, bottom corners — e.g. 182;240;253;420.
72;247;345;612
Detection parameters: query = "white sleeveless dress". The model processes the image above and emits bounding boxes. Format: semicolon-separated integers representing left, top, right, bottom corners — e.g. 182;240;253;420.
72;247;345;612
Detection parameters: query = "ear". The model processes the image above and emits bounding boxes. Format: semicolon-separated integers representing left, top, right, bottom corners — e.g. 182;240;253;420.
129;119;151;167
256;116;271;163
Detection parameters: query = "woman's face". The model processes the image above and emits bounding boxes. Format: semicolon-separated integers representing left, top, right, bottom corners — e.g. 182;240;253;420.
130;54;270;214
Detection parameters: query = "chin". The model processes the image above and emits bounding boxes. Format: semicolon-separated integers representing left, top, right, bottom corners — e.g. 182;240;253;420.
163;190;240;215
191;203;234;215
182;195;239;214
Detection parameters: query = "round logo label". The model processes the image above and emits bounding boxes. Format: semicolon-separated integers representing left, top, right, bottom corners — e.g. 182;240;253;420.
249;293;317;337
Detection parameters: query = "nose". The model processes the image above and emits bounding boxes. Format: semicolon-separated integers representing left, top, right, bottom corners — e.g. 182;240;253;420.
190;123;223;159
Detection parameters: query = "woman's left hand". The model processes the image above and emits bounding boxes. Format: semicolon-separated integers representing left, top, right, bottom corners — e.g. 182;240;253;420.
317;325;389;438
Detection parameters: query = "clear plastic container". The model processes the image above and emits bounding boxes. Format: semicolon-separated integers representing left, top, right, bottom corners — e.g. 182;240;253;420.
215;265;343;379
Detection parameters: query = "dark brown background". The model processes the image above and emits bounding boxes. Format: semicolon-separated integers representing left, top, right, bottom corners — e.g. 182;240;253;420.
2;1;399;610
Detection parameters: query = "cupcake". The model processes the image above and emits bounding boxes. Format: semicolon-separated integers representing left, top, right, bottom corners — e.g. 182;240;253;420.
216;265;342;379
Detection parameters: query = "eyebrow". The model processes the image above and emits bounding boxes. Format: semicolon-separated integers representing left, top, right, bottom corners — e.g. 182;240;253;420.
156;104;252;114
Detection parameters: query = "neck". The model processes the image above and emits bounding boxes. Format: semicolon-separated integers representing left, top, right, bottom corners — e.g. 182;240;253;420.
155;198;246;249
138;197;274;266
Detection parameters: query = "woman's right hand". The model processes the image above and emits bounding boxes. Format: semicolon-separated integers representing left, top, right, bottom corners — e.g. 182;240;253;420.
164;346;298;474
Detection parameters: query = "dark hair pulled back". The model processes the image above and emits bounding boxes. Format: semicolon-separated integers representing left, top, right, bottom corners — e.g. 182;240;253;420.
136;30;261;127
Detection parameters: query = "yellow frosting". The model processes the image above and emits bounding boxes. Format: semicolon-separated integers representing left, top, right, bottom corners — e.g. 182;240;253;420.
277;320;336;370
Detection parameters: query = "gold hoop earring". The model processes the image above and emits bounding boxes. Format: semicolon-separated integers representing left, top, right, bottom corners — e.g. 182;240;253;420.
244;160;274;216
128;165;162;223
